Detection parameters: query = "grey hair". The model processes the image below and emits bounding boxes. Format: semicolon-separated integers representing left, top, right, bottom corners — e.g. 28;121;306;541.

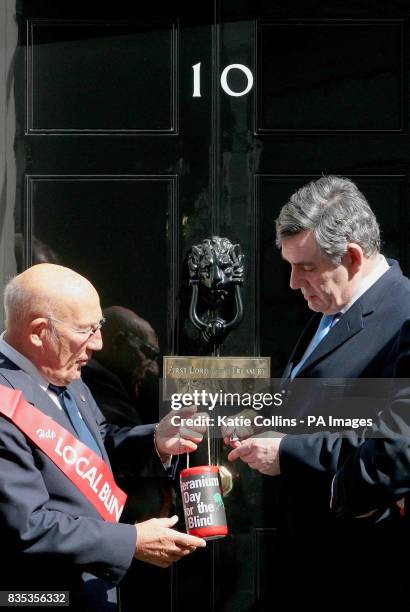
275;176;381;263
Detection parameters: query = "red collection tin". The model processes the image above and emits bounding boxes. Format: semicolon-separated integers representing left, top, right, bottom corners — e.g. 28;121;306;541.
180;465;228;540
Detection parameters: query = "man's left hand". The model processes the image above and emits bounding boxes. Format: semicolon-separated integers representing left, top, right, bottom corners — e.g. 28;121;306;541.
155;406;207;456
227;431;286;476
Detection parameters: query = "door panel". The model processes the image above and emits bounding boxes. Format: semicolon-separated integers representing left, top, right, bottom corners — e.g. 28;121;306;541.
257;20;404;133
27;21;177;133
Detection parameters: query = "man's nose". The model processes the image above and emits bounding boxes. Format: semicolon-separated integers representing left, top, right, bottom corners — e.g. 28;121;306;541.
87;329;103;351
289;266;302;290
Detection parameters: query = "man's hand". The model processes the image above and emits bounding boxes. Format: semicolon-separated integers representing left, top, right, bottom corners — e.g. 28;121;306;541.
134;515;206;568
220;409;259;447
155;406;208;456
227;431;286;476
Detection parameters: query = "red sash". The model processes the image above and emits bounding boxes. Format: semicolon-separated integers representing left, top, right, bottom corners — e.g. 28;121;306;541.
0;384;127;522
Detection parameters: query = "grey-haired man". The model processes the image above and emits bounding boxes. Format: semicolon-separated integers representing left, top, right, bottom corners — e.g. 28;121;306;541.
226;176;410;606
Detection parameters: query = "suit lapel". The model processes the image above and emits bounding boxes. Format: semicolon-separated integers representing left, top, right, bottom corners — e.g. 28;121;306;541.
298;303;364;374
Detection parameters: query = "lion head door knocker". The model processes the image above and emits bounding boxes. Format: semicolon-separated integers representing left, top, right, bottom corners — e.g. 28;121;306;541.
188;236;245;345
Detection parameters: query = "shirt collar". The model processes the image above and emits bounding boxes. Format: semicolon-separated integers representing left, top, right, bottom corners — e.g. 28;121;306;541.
0;331;50;392
339;254;390;315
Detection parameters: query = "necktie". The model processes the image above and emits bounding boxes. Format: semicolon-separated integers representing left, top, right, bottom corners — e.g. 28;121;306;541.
290;314;338;379
48;384;102;457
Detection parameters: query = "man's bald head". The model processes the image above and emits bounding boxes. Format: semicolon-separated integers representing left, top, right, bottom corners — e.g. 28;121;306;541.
4;264;99;332
3;264;103;385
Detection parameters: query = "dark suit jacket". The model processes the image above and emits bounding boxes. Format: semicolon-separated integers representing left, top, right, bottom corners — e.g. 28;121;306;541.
270;261;410;606
271;260;410;542
279;259;410;480
331;319;410;519
0;353;166;611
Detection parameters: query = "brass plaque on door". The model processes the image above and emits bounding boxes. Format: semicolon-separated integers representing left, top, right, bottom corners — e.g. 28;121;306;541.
163;356;270;399
164;356;270;379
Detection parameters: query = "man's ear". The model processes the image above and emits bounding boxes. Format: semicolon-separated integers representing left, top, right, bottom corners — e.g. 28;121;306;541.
29;318;49;347
344;243;364;276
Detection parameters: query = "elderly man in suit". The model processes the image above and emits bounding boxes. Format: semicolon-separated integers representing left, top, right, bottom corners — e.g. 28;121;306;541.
0;264;206;611
225;176;410;605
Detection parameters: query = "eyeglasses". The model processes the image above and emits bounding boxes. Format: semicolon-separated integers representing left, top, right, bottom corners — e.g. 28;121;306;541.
47;316;106;337
125;333;160;361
